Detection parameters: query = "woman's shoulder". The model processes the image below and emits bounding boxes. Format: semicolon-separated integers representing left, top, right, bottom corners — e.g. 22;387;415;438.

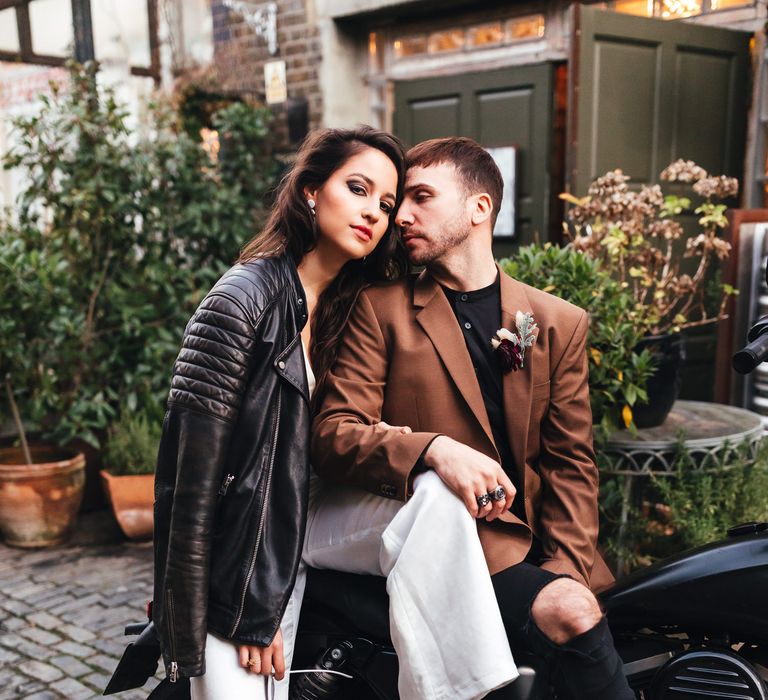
204;254;296;319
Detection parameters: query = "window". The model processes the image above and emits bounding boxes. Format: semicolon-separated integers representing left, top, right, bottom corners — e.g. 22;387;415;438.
613;0;752;18
427;29;464;54
467;22;504;49
392;14;546;61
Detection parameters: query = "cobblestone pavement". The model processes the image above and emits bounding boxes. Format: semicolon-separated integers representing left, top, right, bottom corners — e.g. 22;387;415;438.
0;512;161;699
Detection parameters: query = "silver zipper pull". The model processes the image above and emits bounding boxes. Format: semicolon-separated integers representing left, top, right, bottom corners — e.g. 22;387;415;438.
169;661;178;683
219;474;235;496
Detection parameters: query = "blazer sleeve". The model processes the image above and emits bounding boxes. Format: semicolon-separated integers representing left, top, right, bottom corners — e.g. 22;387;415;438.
311;290;440;501
537;310;600;588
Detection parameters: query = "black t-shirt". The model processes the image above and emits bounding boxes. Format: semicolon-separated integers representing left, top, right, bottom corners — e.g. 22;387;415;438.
442;274;523;517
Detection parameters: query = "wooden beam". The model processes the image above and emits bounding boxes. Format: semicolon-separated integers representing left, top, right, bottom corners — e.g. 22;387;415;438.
0;0;27;12
71;0;95;62
15;3;32;58
0;50;67;66
146;0;160;84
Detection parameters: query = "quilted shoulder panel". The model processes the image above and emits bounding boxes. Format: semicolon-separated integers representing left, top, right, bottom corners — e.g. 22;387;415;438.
168;293;257;422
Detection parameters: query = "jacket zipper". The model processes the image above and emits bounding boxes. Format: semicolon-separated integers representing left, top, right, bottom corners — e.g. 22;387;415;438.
230;387;282;636
218;473;235;497
166;588;179;682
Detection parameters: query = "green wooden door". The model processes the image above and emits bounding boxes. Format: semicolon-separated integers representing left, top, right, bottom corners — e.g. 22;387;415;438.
570;6;751;403
570;5;750;195
394;63;554;256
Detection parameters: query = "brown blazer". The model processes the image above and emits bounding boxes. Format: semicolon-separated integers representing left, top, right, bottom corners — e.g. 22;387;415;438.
311;266;614;593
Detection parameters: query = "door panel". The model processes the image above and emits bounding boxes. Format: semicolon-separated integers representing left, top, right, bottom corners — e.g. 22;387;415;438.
407;96;461;142
673;51;733;172
395;63;554;250
593;40;660;180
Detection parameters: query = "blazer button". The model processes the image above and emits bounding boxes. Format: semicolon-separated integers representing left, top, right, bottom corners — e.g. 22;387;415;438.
278;361;286;370
379;484;397;498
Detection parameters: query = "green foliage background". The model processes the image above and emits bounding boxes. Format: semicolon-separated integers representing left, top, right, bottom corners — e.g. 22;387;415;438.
500;243;654;439
599;440;768;573
102;412;162;476
0;62;278;447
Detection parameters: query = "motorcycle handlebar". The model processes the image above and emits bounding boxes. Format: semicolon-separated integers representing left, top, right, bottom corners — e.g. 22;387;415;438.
733;329;768;374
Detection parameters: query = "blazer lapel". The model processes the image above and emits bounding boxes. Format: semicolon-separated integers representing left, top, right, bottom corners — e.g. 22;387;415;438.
499;268;535;485
414;271;496;451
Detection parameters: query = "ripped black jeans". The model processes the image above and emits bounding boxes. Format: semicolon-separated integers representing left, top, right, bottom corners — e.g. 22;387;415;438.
488;560;635;700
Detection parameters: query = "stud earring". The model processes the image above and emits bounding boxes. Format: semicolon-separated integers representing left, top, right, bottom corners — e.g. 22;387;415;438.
307;199;316;216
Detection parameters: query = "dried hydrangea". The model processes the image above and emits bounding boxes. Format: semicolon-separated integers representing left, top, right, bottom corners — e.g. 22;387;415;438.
562;159;738;335
660;159;708;183
693;175;739;200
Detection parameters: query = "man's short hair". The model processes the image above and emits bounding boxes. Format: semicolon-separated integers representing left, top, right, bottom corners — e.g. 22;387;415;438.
406;137;504;228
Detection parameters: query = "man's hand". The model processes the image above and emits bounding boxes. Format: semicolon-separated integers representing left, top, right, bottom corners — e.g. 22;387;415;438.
422;436;515;520
238;629;285;679
375;421;412;435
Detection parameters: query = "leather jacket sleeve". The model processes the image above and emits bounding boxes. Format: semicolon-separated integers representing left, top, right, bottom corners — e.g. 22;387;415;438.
154;291;259;679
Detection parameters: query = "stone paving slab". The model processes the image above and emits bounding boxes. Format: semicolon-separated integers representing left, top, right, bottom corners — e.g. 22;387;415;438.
0;512;161;699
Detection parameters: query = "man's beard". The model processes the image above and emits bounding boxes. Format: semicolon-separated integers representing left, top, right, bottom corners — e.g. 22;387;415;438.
407;215;471;266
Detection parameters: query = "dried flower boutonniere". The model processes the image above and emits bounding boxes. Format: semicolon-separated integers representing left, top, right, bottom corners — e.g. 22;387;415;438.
491;311;538;373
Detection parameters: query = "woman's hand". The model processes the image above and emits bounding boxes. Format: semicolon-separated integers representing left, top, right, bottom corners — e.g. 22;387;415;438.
375;421;412;434
238;629;285;680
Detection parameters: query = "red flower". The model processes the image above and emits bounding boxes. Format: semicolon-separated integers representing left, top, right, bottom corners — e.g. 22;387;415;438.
495;338;524;373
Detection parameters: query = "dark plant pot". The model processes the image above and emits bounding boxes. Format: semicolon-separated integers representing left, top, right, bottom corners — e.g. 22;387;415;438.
633;333;687;429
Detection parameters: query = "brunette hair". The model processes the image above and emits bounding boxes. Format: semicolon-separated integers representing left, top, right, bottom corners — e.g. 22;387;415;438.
237;125;409;397
406;137;504;228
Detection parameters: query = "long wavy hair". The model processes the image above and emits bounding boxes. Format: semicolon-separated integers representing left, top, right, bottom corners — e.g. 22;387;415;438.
237;125;409;399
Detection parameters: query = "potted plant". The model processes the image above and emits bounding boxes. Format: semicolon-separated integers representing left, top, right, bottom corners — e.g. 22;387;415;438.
500;243;654;438
100;412;160;540
0;60;277;538
560;160;738;427
0;374;86;548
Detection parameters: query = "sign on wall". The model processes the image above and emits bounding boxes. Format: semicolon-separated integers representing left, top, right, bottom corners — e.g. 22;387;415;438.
485;146;517;238
264;60;287;104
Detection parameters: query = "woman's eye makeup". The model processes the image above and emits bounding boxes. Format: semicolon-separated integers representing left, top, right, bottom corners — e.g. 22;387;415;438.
348;181;367;195
380;201;393;214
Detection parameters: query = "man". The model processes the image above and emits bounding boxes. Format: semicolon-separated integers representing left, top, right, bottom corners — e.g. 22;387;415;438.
305;137;633;700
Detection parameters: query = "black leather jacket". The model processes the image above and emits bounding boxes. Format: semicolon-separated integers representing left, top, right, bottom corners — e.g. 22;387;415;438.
152;254;310;681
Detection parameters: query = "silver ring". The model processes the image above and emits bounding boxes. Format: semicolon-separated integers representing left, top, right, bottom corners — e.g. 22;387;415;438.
488;485;506;502
476;493;491;508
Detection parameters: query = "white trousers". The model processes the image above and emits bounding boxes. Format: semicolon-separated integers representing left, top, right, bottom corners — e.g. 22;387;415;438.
190;563;307;700
303;470;519;700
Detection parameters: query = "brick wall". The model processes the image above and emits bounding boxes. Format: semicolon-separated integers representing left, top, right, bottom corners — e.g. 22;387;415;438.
210;0;323;150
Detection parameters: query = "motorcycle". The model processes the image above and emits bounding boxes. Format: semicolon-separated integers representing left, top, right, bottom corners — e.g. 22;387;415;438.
105;314;768;700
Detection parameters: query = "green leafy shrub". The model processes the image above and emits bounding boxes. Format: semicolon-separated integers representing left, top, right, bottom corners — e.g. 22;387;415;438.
599;439;768;574
0;61;278;447
653;439;768;549
103;412;161;476
499;243;654;438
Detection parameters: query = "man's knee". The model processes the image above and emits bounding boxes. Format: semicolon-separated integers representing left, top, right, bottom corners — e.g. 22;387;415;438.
530;577;602;646
410;470;471;522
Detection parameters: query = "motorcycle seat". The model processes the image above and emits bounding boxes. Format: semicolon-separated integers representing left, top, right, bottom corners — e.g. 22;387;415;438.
301;567;391;642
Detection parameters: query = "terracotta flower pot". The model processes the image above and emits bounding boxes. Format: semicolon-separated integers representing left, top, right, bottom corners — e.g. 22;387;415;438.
100;470;154;540
0;446;86;548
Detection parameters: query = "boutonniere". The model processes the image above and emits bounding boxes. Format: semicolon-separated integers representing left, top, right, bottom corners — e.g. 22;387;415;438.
491;311;538;373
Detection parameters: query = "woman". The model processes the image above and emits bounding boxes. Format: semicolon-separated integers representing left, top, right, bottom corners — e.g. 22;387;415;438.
152;125;408;699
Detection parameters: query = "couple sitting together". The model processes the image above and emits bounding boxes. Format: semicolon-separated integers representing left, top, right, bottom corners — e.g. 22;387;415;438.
151;126;634;700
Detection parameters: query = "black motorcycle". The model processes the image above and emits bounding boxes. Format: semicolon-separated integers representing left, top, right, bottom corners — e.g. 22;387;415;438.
106;316;768;700
288;520;768;700
104;521;768;700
